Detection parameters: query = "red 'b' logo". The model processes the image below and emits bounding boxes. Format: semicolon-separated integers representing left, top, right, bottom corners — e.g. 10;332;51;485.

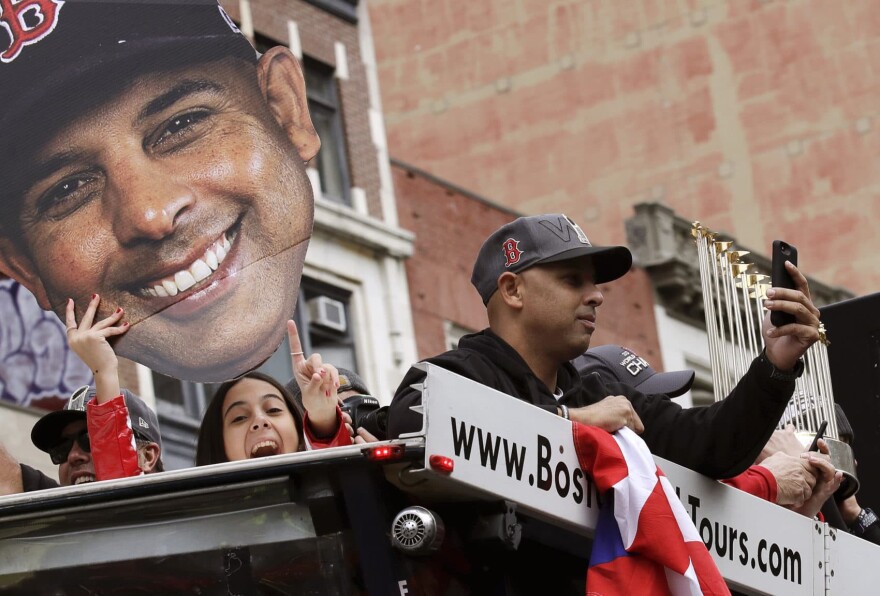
0;0;64;63
502;238;523;267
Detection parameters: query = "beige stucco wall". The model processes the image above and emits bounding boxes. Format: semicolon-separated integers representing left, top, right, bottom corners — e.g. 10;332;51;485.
0;403;57;479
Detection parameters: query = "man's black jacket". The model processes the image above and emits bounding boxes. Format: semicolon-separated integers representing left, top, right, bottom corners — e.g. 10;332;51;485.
388;329;796;479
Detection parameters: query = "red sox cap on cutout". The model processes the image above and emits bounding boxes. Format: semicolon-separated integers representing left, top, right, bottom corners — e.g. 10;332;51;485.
0;0;257;164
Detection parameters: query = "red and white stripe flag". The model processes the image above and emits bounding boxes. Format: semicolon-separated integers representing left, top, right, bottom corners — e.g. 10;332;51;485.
574;424;729;596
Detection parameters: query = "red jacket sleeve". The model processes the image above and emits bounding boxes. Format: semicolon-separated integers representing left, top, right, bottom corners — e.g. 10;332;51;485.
87;395;142;481
722;465;777;503
304;406;353;449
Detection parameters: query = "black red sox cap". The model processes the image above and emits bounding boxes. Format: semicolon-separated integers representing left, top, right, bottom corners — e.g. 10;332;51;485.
31;385;162;453
574;344;695;398
0;0;257;159
336;368;371;396
471;213;632;304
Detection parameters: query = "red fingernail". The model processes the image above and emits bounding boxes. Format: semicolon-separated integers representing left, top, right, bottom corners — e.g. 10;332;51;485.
325;390;330;397
91;294;97;300
115;307;123;314
123;322;130;327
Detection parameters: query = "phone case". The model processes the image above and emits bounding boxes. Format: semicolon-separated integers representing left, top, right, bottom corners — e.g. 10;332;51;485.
770;240;798;327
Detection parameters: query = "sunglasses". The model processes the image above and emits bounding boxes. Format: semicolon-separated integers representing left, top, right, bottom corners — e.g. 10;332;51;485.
48;430;91;465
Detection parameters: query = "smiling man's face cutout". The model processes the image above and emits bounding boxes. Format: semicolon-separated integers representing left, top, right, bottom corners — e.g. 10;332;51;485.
0;1;319;382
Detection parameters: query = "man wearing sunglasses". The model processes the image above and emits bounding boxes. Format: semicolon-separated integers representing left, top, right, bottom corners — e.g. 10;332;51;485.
7;386;164;493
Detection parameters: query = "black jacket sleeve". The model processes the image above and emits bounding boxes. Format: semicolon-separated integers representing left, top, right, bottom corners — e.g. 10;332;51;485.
388;351;506;440
21;464;59;492
591;355;795;479
387;366;430;440
387;352;562;439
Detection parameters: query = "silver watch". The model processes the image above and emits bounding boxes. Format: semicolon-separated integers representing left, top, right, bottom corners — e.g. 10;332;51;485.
853;507;878;535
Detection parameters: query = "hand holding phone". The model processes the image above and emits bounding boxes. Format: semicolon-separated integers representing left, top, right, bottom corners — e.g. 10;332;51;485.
807;420;828;452
770;240;799;327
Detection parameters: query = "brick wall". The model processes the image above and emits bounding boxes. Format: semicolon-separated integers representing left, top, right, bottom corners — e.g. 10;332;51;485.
371;0;880;296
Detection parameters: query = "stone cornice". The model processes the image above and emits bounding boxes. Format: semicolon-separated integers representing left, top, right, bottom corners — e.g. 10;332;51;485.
314;198;415;258
625;202;854;325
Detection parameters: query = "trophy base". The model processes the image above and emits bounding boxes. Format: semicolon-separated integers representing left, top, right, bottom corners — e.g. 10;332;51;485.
826;438;859;500
795;433;859;500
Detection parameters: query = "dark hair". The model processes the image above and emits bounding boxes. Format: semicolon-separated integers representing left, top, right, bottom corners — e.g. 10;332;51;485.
195;371;305;466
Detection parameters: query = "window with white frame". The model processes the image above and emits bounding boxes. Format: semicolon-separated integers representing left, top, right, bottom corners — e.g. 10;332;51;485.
302;56;352;206
444;321;475;351
252;33;352;206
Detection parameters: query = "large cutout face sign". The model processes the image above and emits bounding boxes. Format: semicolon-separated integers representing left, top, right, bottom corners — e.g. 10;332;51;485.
0;0;319;382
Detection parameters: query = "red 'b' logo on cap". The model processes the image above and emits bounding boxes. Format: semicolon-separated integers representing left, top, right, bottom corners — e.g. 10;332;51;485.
0;0;64;63
502;238;523;267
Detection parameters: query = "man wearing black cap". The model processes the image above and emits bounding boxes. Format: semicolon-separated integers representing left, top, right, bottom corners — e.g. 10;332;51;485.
0;0;319;382
388;213;823;479
574;344;695;398
1;292;165;493
0;385;163;493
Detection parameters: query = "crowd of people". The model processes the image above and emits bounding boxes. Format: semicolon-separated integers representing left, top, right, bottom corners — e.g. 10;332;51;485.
0;210;874;594
0;213;866;523
0;2;873;593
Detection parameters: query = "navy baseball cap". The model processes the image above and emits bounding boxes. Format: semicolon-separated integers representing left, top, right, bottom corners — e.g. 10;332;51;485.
337;368;371;396
471;214;632;304
32;386;162;452
0;0;258;164
574;344;695;398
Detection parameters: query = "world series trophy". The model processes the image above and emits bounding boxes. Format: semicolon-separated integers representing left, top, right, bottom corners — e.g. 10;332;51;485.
692;222;858;499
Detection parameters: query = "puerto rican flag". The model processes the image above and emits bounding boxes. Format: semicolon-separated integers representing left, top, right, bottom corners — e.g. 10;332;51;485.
573;424;729;596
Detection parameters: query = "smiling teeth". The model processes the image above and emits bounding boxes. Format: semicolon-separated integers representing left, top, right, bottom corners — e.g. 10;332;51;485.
191;259;212;282
74;475;95;485
251;440;278;455
174;270;197;292
205;250;218;270
144;232;233;297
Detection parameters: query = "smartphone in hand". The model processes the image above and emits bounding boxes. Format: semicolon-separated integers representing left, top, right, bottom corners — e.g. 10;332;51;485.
807;420;828;452
770;240;798;327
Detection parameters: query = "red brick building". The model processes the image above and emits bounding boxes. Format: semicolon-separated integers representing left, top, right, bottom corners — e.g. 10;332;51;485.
370;0;879;297
376;1;858;409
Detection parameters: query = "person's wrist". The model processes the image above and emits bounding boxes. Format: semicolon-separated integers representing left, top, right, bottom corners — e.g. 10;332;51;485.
306;404;339;437
851;508;878;536
91;360;118;374
92;366;121;402
840;499;862;525
759;349;804;381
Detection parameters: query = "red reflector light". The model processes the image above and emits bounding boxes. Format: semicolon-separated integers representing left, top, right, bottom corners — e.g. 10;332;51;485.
365;444;405;461
429;455;454;474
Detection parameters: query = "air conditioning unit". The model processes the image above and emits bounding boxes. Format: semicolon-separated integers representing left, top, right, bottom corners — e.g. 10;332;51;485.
307;295;347;332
